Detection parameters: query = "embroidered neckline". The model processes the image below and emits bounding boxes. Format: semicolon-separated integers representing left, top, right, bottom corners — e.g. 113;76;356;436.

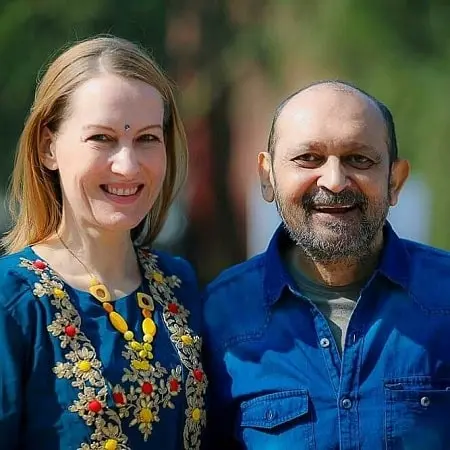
20;248;207;450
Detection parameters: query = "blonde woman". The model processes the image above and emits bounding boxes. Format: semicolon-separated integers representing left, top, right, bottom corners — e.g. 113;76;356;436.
0;36;207;450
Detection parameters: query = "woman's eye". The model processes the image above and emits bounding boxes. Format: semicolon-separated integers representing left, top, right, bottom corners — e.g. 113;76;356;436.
89;134;111;142
137;134;160;143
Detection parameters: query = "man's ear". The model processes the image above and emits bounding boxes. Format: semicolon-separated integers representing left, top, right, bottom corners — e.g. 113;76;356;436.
40;127;58;171
389;158;410;206
258;152;275;203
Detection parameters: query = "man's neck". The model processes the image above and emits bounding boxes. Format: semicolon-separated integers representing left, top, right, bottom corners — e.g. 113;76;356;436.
290;237;384;287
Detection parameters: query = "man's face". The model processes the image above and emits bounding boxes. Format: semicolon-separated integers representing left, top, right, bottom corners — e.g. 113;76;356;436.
259;86;409;263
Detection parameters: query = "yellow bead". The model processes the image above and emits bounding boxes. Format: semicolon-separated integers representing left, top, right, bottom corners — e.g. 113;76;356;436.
140;360;150;371
104;439;118;450
131;341;142;351
181;335;193;345
142;318;156;337
192;408;201;421
109;311;128;334
143;343;152;352
53;288;65;299
143;334;153;343
152;272;164;283
139;350;148;359
139;407;153;423
78;360;91;372
147;352;154;360
124;331;134;341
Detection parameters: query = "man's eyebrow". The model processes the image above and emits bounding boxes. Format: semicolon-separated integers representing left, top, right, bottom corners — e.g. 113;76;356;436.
287;141;328;153
343;141;377;152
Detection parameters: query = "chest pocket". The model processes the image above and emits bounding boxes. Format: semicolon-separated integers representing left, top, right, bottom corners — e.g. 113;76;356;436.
385;378;450;450
235;389;315;450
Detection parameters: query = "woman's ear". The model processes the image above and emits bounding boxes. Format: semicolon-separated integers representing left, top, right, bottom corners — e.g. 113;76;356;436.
40;127;58;171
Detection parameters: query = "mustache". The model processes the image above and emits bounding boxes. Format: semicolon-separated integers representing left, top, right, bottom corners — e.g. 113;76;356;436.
302;189;368;210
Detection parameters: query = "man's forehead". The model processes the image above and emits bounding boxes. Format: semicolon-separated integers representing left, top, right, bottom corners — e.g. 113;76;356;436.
280;85;379;120
276;85;386;140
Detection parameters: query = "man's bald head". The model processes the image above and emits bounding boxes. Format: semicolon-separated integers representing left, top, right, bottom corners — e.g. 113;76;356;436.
267;80;398;164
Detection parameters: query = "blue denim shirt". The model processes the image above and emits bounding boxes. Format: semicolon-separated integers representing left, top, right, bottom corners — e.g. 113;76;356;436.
203;223;450;450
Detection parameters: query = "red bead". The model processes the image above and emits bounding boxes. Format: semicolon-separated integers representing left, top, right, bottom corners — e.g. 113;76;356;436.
113;392;125;405
88;400;102;413
64;325;77;337
168;303;179;314
169;379;179;392
141;382;153;395
33;260;47;270
193;369;204;382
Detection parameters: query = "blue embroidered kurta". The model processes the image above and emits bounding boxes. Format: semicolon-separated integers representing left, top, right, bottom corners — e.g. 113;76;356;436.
0;246;207;450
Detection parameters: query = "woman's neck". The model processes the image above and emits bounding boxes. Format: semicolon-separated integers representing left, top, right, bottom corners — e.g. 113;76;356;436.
33;220;142;298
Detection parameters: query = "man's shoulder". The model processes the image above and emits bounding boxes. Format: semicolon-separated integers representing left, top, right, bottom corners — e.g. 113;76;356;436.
402;238;450;269
203;253;269;350
401;238;450;308
205;253;266;297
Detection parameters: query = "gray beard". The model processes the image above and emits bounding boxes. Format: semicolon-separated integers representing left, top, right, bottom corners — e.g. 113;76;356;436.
275;197;389;265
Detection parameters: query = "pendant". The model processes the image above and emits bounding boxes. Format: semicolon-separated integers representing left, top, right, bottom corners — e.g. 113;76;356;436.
89;279;112;303
137;292;154;311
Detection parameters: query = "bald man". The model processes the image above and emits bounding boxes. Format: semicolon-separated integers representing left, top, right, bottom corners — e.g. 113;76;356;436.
203;81;450;450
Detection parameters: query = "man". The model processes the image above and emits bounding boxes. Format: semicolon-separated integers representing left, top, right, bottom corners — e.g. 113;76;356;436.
203;80;450;450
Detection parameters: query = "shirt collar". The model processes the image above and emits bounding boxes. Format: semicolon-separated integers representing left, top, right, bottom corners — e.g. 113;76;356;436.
263;221;411;307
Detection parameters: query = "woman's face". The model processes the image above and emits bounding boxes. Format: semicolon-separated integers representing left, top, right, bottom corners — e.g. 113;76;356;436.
43;74;167;235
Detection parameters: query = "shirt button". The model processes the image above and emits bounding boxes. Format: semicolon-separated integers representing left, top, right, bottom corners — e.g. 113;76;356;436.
420;396;431;407
341;398;352;409
320;338;330;348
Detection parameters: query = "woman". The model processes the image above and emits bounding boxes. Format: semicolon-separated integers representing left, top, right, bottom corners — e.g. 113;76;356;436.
0;36;207;450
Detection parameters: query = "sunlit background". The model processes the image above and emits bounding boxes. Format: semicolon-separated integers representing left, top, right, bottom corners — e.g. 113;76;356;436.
1;1;447;285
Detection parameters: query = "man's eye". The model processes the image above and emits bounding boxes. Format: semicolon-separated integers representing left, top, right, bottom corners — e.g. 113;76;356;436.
299;153;320;161
294;153;323;167
346;154;373;168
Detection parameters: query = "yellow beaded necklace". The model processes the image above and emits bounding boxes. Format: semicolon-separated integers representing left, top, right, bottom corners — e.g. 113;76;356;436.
58;234;157;364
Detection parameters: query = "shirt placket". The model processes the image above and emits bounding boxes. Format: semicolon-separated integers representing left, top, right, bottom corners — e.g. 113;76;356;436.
306;289;369;450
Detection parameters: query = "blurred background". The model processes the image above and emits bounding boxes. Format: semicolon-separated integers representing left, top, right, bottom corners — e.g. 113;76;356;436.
0;0;448;286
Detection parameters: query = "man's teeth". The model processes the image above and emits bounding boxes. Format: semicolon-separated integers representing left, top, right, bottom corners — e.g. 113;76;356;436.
315;205;354;210
105;186;139;196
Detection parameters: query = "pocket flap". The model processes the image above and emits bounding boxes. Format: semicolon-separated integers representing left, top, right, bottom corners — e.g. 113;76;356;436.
240;389;309;430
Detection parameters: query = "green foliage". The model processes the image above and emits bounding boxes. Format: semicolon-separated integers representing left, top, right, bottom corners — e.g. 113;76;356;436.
0;0;167;181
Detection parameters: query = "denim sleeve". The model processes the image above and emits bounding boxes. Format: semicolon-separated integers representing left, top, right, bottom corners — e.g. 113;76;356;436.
0;304;25;450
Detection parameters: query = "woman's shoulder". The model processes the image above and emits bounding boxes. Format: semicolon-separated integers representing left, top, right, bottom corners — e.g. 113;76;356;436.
138;247;198;285
0;247;44;312
137;247;201;313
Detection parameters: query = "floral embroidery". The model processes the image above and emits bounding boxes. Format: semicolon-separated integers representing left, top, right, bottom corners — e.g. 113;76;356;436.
19;250;207;450
138;249;207;449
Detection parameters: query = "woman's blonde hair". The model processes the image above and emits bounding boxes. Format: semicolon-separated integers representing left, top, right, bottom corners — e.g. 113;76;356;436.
2;35;188;254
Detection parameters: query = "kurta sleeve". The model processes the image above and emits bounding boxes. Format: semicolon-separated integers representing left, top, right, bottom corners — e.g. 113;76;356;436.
0;302;27;450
